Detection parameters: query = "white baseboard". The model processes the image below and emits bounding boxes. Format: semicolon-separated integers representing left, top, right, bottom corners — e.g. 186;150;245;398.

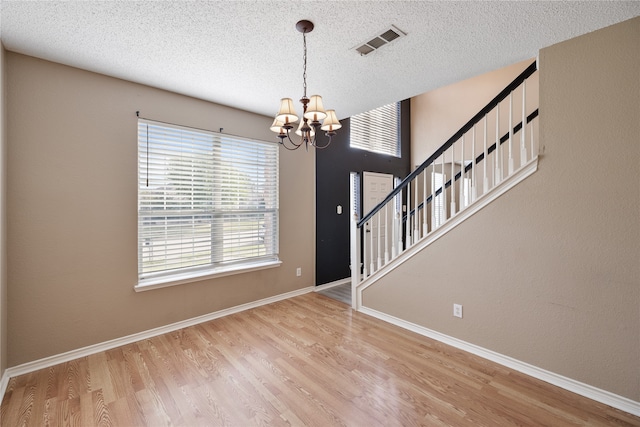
1;285;314;400
358;306;640;417
0;369;9;403
314;277;350;291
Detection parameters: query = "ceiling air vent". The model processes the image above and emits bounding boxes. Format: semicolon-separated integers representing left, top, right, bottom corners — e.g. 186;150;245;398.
354;25;406;56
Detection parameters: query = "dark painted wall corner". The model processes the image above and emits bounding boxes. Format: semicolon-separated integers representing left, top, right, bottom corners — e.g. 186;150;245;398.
315;100;411;285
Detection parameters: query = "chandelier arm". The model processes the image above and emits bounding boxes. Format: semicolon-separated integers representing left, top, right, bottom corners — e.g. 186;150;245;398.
307;122;329;149
307;124;319;147
280;141;301;151
279;127;303;150
312;133;334;149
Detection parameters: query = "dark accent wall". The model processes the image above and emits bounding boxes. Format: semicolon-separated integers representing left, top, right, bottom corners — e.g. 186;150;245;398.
315;100;411;285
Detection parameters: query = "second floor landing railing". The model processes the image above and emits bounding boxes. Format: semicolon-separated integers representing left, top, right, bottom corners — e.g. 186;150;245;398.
351;61;539;284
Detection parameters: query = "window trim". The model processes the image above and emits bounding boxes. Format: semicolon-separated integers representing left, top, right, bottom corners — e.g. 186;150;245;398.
134;259;282;292
136;119;280;290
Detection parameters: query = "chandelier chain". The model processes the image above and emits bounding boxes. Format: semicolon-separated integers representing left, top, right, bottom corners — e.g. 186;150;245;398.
302;32;307;98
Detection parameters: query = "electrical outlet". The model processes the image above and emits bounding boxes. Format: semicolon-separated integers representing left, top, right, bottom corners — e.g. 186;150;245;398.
296;267;302;277
453;304;463;318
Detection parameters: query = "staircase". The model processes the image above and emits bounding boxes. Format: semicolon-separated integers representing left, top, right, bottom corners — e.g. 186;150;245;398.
350;61;539;309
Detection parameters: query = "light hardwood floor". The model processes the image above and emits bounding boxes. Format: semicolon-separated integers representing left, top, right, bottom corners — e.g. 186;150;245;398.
317;283;351;305
2;292;639;426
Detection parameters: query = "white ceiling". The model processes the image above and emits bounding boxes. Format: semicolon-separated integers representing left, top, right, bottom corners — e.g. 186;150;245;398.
1;1;639;119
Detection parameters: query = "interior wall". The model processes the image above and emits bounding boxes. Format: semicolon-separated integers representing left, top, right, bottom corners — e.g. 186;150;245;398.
410;58;537;167
0;42;7;378
363;17;640;401
6;53;315;367
315;101;411;286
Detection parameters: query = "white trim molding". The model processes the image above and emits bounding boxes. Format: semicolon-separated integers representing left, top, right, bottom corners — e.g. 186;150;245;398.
135;260;282;292
358;306;640;417
0;370;9;403
1;285;313;400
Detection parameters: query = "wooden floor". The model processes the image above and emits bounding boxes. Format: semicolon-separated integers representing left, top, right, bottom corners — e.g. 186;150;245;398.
317;283;351;305
2;293;638;427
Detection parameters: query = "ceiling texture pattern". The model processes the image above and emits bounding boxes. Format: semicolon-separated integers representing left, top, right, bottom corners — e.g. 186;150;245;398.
1;1;639;119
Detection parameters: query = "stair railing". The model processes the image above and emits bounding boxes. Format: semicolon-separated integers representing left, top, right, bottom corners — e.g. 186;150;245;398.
351;61;539;287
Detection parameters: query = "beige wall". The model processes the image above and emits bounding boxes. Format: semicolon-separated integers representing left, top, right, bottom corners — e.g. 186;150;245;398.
0;42;7;377
411;58;538;167
364;17;640;401
6;53;315;366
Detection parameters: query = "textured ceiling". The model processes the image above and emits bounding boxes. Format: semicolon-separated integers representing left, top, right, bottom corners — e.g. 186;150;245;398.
1;1;639;119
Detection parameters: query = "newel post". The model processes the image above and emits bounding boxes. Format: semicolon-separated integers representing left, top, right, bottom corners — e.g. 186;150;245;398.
350;212;361;310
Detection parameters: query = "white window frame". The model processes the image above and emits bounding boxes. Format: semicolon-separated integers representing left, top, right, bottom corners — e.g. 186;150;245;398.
136;119;280;291
350;102;401;157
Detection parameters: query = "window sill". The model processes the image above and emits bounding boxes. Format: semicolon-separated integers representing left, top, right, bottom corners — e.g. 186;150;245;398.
134;259;282;292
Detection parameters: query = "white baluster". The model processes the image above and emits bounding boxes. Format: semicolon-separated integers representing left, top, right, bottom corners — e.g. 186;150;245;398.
413;176;419;243
431;164;436;230
369;217;375;275
531;119;535;156
451;143;456;216
362;221;368;278
422;169;428;236
460;134;465;210
350;213;361;308
495;103;501;185
483;116;489;193
384;203;389;264
397;211;403;255
521;80;528;166
376;211;382;270
405;182;411;249
508;92;514;174
472;124;477;201
391;207;397;259
441;154;447;222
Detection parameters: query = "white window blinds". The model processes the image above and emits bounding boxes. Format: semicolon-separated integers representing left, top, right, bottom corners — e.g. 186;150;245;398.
137;119;279;281
350;172;361;219
350;102;401;157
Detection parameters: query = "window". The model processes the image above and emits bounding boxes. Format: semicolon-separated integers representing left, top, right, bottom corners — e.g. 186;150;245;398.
350;102;401;157
350;172;361;220
137;119;279;288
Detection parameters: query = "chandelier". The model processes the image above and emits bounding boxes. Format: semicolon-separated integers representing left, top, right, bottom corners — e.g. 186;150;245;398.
270;20;341;150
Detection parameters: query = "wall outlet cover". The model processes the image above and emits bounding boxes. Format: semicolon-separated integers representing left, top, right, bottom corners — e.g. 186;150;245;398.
453;304;463;318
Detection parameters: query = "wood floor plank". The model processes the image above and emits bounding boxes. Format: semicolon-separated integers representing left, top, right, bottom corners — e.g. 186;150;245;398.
2;292;639;426
56;395;82;426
